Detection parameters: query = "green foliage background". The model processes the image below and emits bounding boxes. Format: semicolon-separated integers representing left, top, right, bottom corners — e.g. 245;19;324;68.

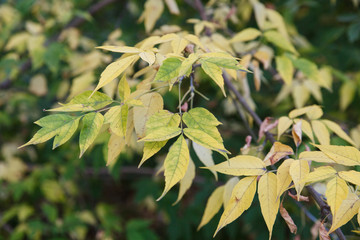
0;0;360;239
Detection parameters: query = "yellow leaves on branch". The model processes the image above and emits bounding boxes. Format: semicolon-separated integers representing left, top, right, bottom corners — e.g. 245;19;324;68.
314;144;360;166
326;177;349;217
289;159;309;201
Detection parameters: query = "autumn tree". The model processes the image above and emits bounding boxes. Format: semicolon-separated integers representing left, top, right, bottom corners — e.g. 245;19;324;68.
1;0;360;239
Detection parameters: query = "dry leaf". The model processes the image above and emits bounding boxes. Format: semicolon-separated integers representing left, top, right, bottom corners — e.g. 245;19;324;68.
258;117;278;141
279;203;297;233
319;222;330;240
288;192;309;202
263;142;294;166
292;120;302;147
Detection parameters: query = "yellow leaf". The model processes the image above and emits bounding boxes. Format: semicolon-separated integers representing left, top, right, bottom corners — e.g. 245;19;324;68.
321;120;356;147
230;28;262;43
104;106;127;137
326;177;349;216
107;133;125;166
263;141;294;166
294;119;315;143
174;157;195;205
140;0;164;33
258;172;279;239
313;144;360;166
338;170;360;186
214;176;257;237
139;50;156;66
299;151;335;164
139;141;167;167
158;134;189;200
264;30;298;55
292;83;310;108
318;66;333;91
329;192;360;233
350;125;360;149
133;92;164;138
171;37;189;55
289;159;310;200
192;141;217;180
266;9;290;41
204;155;266;176
96;46;141;53
92;55;139;95
277;116;293;140
305;166;337;183
312;120;330;145
164;0;179;15
276;159;294;198
178;53;199;77
223;177;239;209
183;128;229;155
252;1;266;29
138;126;181;142
340;81;356;111
183;34;206;51
303;80;322;103
275;55;293;85
288;105;323;120
200;60;226;96
198;186;225;230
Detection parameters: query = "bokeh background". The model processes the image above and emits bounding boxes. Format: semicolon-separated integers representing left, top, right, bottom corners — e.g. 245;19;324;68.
0;0;360;239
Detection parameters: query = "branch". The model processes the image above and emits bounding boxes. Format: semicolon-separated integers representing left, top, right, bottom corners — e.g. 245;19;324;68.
0;0;118;90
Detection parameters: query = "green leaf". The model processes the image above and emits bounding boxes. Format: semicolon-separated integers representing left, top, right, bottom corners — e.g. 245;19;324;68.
178;53;198;77
154;57;182;83
293;58;321;83
48;91;112;112
275;55;293;85
118;74;131;102
79;112;104;157
138;126;182;142
201;52;240;70
264;30;297;54
200;59;226;96
158;134;189;200
92;55;139;95
19;114;80;149
183;128;229;155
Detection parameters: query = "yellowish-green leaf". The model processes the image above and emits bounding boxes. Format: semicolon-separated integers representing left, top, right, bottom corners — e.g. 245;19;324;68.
133;92;164;138
104;106;127;137
204;155;266;176
171;37;189;54
184;128;229;156
154;57;182;83
289;159;310;200
266;9;290;41
288;105;323;120
214;177;257;237
264;30;297;54
263;141;294;166
79;112;104;157
107;133;125;166
200;52;241;70
138;126;181;142
326;176;349;216
126;99;143;107
275;55;293;85
276;159;294;198
230;28;261;43
140;0;164;33
338;170;360;186
277;116;293;140
329;192;360;233
19;114;80;149
198;186;225;230
139;141;167;167
305;166;337;183
321;120;356;147
293;58;321;83
178;53;198;77
118;74;130;102
92;55;139;94
158;134;189;200
200;60;226;96
174;156;195;204
299;151;336;164
314;144;360;166
312;120;330;145
258;172;279;239
192;141;217;180
48;91;112;112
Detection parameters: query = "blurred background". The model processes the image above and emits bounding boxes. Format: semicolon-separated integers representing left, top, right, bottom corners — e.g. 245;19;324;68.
0;0;360;239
